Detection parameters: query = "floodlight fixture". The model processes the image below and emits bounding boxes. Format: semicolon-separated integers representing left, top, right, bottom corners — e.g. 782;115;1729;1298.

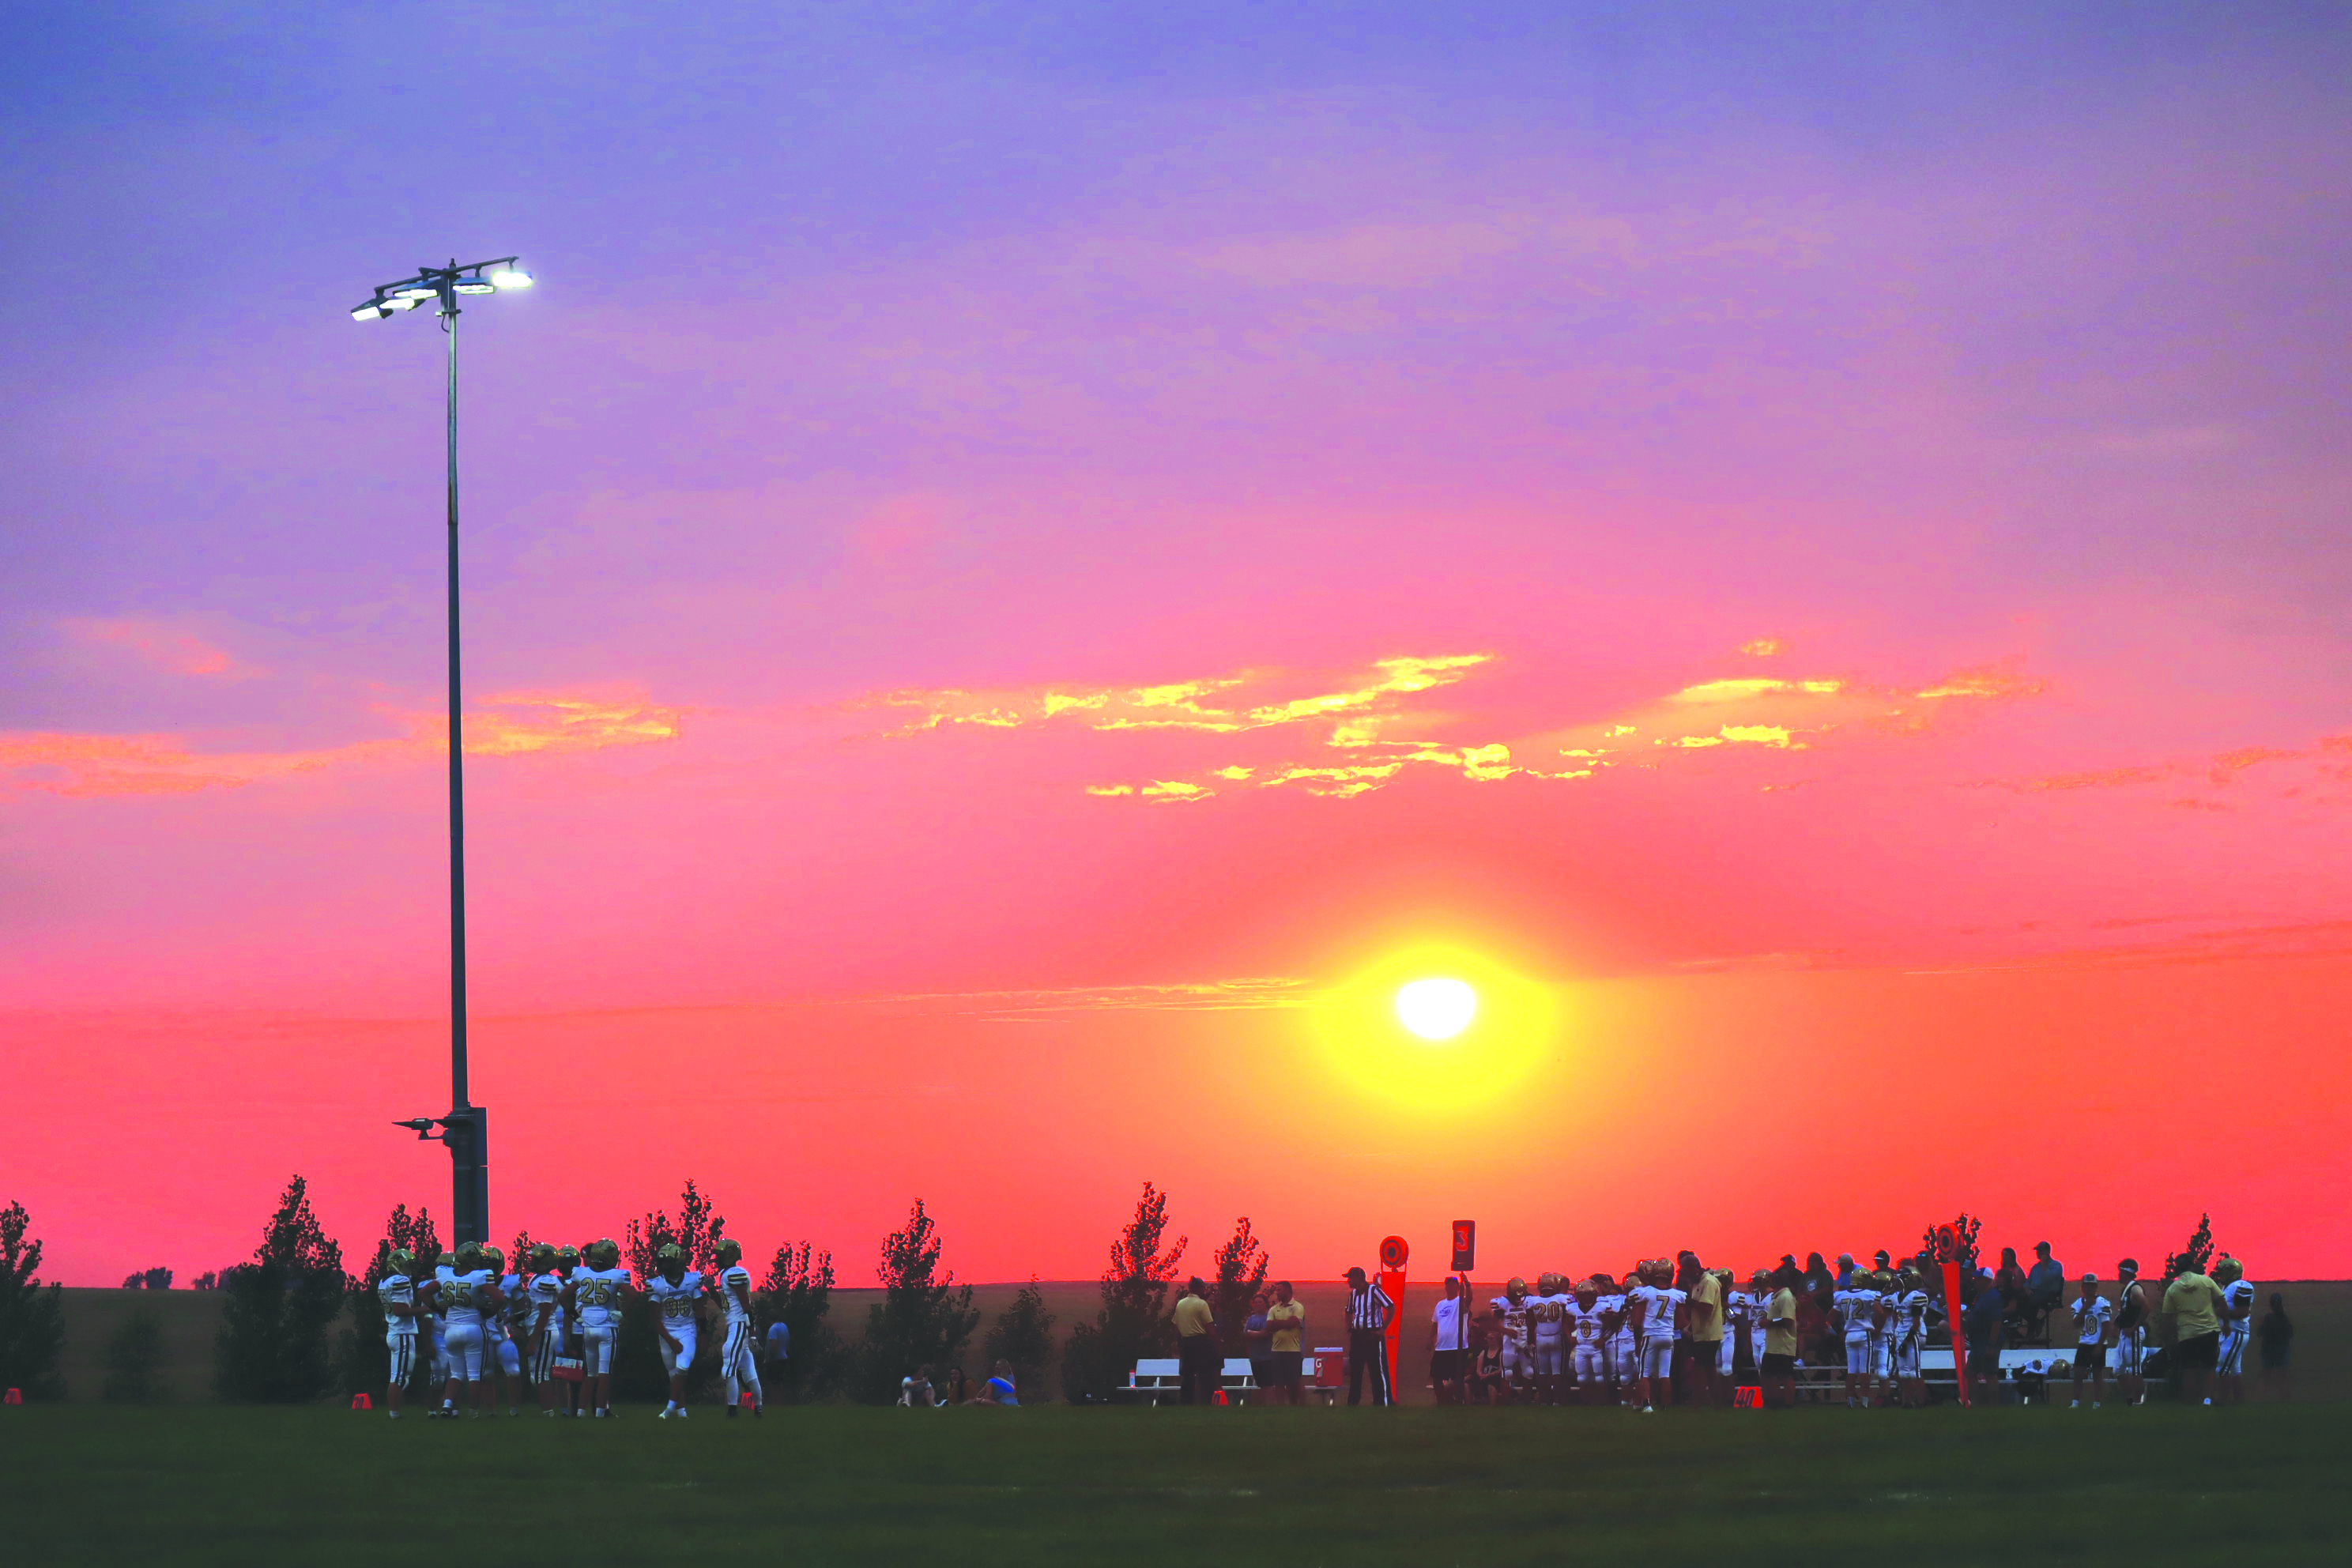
488;266;533;290
352;300;388;322
452;275;497;296
390;281;442;301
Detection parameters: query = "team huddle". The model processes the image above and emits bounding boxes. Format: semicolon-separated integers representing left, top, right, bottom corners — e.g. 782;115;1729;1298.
1472;1260;1856;1411
375;1237;763;1420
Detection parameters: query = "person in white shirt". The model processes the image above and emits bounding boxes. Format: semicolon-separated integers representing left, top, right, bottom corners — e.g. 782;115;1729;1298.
1595;1272;1637;1407
1529;1272;1570;1405
566;1238;631;1418
377;1249;426;1419
645;1243;707;1419
2213;1256;2256;1405
1490;1279;1534;1404
712;1237;764;1419
1566;1279;1608;1404
1628;1260;1686;1414
2068;1272;2113;1408
1429;1276;1471;1404
1886;1266;1936;1408
522;1245;568;1415
436;1242;503;1419
1834;1272;1883;1408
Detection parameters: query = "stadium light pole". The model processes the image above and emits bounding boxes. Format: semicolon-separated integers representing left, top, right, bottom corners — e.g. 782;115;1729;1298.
360;256;534;1247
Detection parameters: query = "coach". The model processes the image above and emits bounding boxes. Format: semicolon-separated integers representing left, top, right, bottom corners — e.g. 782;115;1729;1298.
1344;1266;1395;1406
1173;1277;1220;1405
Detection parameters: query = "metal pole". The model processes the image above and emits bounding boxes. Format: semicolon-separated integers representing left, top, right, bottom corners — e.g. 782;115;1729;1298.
446;296;468;1116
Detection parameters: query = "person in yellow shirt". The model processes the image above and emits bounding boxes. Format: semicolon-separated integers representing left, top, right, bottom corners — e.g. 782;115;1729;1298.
1761;1268;1800;1410
1682;1253;1726;1408
1171;1277;1219;1406
2163;1264;2226;1406
1264;1280;1306;1405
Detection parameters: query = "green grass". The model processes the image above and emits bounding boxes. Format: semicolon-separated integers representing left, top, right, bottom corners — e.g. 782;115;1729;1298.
0;1402;2330;1565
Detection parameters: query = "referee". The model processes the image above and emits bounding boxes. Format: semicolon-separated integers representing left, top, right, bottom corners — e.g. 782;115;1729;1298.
1344;1266;1395;1406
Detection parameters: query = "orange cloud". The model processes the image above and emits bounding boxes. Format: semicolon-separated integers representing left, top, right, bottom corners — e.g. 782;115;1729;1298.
2;690;684;798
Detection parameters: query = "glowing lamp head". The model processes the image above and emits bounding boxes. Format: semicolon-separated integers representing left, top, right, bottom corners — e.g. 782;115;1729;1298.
488;266;533;289
1394;976;1476;1040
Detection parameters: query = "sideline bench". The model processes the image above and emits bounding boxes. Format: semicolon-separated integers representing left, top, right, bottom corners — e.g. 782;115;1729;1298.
1115;1355;1331;1405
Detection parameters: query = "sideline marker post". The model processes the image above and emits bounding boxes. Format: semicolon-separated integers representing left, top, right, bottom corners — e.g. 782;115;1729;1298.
3;1388;20;1405
1936;1223;1971;1408
1378;1234;1409;1404
351;1392;373;1411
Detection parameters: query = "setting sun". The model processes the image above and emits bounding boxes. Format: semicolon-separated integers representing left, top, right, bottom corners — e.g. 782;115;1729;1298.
1395;977;1476;1040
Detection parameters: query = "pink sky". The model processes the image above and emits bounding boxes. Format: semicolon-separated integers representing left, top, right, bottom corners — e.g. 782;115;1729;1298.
5;4;2350;1284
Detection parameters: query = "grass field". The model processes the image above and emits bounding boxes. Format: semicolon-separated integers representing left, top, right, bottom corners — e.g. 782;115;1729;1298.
0;1403;2331;1565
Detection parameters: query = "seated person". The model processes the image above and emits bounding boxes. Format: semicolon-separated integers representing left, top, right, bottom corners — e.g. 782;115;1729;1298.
972;1359;1020;1406
899;1365;937;1407
2025;1242;2067;1316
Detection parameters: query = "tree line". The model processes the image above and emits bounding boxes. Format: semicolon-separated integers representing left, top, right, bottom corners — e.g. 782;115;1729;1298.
0;1178;1272;1403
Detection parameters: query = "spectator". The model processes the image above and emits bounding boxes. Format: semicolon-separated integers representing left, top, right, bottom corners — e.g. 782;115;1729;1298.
1172;1276;1219;1406
2067;1273;2110;1408
1803;1253;1834;1298
1263;1280;1306;1406
973;1359;1020;1406
1963;1276;2005;1402
1243;1291;1273;1402
1430;1276;1470;1404
1994;1246;2028;1333
2113;1258;2152;1404
2163;1259;2226;1407
899;1365;937;1407
1761;1271;1799;1410
942;1366;970;1405
2026;1242;2066;1318
1343;1265;1395;1406
1682;1253;1724;1407
1468;1311;1506;1405
1834;1253;1857;1288
2257;1293;2294;1402
763;1316;790;1370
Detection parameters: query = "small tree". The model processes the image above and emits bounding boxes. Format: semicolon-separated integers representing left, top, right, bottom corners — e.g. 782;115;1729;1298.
2166;1214;2217;1281
1209;1217;1270;1351
214;1175;349;1402
103;1310;164;1402
1061;1182;1186;1401
191;1272;219;1291
0;1200;66;1400
856;1199;979;1402
986;1278;1057;1399
757;1240;844;1403
119;1267;172;1290
338;1204;441;1399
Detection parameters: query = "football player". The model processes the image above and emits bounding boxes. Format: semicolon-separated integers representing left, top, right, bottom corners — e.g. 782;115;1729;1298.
379;1248;429;1418
1627;1260;1685;1414
1489;1278;1534;1404
1528;1272;1568;1405
1886;1265;1936;1408
520;1245;567;1415
483;1245;527;1416
1593;1272;1636;1406
568;1238;630;1417
1566;1277;1607;1404
711;1237;764;1418
2213;1256;2254;1405
552;1245;585;1415
1834;1266;1883;1407
438;1242;503;1417
1720;1272;1755;1390
427;1250;457;1399
646;1242;707;1419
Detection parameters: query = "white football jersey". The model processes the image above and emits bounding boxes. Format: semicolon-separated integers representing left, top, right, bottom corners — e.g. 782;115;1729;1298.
443;1268;493;1329
2221;1280;2255;1329
1890;1287;1931;1338
1530;1293;1567;1341
1631;1285;1685;1341
1566;1300;1606;1346
646;1270;704;1325
1835;1287;1880;1340
379;1273;418;1337
718;1264;754;1327
500;1274;530;1331
2072;1293;2113;1345
574;1266;627;1326
527;1270;564;1329
1599;1293;1634;1341
1491;1294;1532;1339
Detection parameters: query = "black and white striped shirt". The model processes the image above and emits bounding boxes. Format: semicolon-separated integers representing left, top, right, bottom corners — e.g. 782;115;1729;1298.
1348;1283;1394;1331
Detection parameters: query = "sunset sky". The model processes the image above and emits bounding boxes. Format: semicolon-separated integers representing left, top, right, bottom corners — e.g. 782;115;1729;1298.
6;3;2350;1287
